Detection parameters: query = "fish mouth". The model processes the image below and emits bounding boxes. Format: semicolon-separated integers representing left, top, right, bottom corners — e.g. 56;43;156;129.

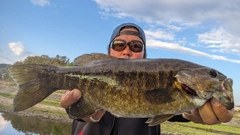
181;84;197;96
212;78;234;110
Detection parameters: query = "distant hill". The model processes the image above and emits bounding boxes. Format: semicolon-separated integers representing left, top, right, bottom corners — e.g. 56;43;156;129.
0;63;10;68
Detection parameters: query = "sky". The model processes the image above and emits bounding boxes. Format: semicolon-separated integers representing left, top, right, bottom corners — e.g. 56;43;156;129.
0;0;239;105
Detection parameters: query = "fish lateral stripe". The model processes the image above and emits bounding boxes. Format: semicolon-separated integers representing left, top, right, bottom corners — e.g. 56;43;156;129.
65;74;120;88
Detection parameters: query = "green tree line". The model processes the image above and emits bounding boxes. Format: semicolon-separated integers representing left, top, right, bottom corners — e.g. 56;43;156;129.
2;55;73;82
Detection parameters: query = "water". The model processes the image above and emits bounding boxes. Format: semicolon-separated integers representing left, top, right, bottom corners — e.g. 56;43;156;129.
0;112;72;135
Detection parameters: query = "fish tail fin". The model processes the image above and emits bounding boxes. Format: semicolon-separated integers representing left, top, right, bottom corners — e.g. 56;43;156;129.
9;64;58;112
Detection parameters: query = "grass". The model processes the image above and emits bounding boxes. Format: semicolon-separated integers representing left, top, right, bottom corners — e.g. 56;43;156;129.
0;92;15;98
0;89;67;118
161;120;240;135
0;91;61;108
234;112;240;118
29;106;67;116
41;99;61;107
0;80;16;86
0;104;12;110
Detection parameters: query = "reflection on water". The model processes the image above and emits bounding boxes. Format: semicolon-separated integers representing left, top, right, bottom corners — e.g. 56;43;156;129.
0;114;9;133
0;112;72;135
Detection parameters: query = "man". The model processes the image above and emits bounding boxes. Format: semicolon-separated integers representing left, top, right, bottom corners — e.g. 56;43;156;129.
60;23;234;135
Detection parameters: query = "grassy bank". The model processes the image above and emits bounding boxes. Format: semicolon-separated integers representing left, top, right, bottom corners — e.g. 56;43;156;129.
0;81;71;123
0;80;239;134
161;120;240;135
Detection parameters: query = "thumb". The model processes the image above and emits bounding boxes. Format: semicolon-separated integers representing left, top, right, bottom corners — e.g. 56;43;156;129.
60;89;82;108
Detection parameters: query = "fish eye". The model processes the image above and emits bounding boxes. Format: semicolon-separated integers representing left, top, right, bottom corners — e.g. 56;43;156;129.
209;69;218;78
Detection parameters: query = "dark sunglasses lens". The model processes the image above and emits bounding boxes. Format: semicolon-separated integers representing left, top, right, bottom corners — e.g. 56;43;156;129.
129;41;143;52
112;40;126;51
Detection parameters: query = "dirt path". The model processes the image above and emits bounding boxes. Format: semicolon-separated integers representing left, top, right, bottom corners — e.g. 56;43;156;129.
0;96;13;106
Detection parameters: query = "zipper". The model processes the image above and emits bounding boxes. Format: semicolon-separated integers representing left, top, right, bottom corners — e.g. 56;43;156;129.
107;116;116;135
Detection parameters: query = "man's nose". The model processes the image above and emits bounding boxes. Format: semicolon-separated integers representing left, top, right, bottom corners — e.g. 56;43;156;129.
122;46;131;57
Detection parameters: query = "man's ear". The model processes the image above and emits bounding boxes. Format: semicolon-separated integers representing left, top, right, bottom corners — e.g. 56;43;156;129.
144;50;147;58
108;47;111;55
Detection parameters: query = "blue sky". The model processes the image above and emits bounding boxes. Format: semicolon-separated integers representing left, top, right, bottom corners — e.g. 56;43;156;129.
0;0;239;105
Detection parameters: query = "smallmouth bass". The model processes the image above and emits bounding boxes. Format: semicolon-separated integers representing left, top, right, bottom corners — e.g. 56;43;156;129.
9;53;234;126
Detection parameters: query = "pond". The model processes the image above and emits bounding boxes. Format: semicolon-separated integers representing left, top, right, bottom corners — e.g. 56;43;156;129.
0;112;72;135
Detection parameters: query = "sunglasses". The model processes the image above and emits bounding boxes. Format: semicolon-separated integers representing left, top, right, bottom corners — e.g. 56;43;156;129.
110;39;144;52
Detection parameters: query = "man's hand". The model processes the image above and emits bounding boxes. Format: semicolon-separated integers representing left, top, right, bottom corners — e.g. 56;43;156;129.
60;89;105;122
182;98;235;124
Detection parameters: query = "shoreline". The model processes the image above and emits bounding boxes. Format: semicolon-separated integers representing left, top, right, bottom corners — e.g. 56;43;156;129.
0;109;73;124
0;80;72;123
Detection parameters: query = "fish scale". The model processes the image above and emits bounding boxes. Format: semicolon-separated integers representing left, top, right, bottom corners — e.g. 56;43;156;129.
9;53;234;126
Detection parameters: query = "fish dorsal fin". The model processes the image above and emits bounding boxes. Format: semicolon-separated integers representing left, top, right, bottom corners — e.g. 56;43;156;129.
146;114;174;126
74;53;116;66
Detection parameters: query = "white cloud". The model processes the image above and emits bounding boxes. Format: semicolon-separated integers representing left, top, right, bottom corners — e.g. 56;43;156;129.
0;42;33;64
146;37;240;64
94;0;240;39
29;0;50;7
95;0;240;30
95;0;240;63
145;29;174;41
198;27;240;55
8;41;24;56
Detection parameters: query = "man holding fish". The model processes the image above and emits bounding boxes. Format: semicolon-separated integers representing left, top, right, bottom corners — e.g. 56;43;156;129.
60;23;235;135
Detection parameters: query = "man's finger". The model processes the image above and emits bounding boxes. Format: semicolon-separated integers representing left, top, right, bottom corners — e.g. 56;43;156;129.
60;89;82;108
182;109;203;123
210;98;235;122
199;101;220;125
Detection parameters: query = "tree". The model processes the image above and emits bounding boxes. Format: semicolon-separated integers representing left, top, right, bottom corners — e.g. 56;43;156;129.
3;67;13;82
14;55;71;66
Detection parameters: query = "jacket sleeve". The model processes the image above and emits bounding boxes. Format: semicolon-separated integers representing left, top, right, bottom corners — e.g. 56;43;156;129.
168;114;190;122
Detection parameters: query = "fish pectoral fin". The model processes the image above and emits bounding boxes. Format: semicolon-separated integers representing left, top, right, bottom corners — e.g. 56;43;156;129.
74;53;116;66
146;114;174;126
68;98;99;119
